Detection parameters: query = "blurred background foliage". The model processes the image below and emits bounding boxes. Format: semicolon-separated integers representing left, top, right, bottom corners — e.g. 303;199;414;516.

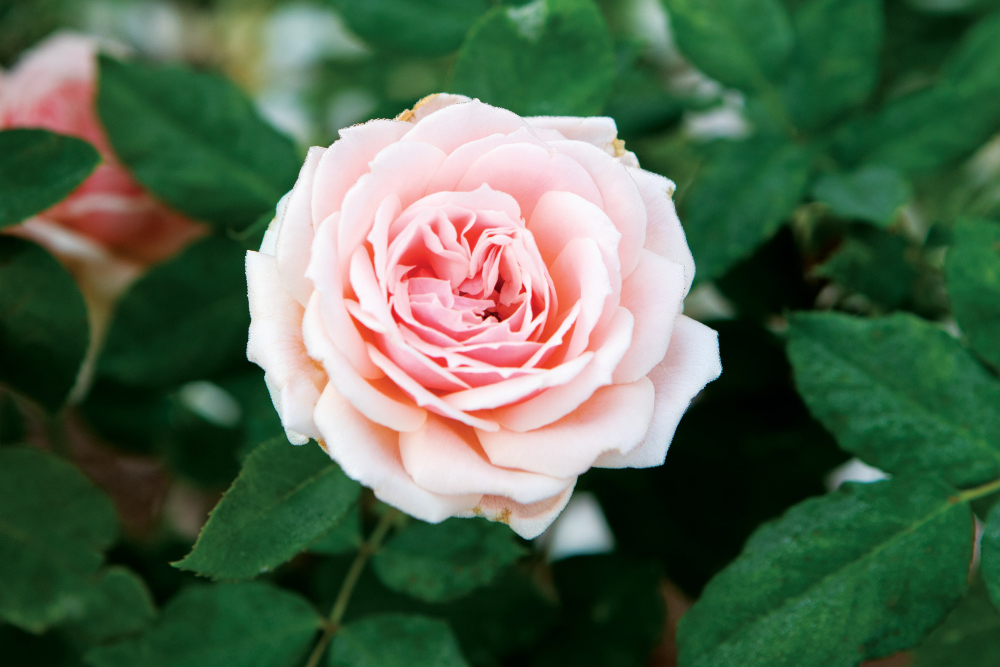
4;0;1000;665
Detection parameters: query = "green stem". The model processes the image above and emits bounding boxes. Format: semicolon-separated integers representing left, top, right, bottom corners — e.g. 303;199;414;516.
957;477;1000;503
303;508;400;667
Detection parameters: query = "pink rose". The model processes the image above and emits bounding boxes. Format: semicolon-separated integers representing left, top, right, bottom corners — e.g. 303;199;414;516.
0;33;201;265
247;94;721;538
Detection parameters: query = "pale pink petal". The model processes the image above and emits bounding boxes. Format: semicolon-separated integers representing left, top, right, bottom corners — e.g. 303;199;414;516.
443;348;592;412
246;251;325;444
595;315;721;469
425;128;547;193
307;213;384;380
477;376;654;479
337;141;447;269
399;416;575;505
462;485;576;539
493;308;634;431
275;146;324;305
548;139;647;276
301;293;427;433
401;98;529;153
612;250;687;384
311;119;411;223
524;116;619;152
628;167;695;293
366;345;499;432
314;385;479;523
528;190;621;275
547;237;614;362
456;142;603;219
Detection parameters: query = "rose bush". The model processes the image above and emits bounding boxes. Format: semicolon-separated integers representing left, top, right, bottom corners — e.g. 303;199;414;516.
247;94;721;537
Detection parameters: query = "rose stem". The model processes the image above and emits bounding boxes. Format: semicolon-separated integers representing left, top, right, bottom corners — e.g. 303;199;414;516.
303;506;401;667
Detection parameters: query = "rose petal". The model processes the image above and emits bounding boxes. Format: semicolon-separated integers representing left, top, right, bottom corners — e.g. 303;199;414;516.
477;376;654;479
548;139;647;276
401;93;472;123
307;213;384;380
337;141;447;270
594;315;721;469
456;142;603;220
462;485;576;539
524;116;619;153
399;416;575;505
314;385;479;523
493;307;634;431
612;250;687;384
275;146;324;305
401;98;529;153
302;293;427;433
246;251;325;444
628;167;695;293
311;119;411;223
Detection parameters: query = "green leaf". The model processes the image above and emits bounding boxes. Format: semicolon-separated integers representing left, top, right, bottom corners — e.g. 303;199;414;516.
331;0;491;57
811;165;912;226
680;137;811;283
61;567;157;645
97;55;300;229
175;438;360;580
814;227;917;308
912;578;1000;667
788;312;1000;487
532;555;666;667
0;237;90;410
980;501;1000;612
662;0;793;92
329;614;469;667
373;518;526;603
676;476;973;666
97;236;249;388
835;13;1000;174
309;505;362;555
451;0;616;116
780;0;882;130
945;218;1000;370
0;129;100;229
0;448;117;632
85;582;321;667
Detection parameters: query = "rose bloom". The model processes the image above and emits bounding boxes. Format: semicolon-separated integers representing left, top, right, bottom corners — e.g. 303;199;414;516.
0;34;203;399
247;94;721;538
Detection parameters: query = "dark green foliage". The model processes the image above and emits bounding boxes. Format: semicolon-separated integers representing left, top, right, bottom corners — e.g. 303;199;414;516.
0;448;117;632
912;579;1000;667
451;0;616;115
946;218;1000;369
176;438;360;580
97;56;300;229
85;583;321;667
677;476;974;666
679;137;812;282
0;129;100;229
330;0;491;57
373;518;526;603
97;237;250;388
329;614;470;666
788;312;1000;487
0;237;89;410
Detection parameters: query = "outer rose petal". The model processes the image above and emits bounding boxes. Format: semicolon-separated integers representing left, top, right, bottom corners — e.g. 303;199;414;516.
595;315;722;469
314;385;480;522
246;251;325;444
612;250;687;384
629;167;695;293
275;146;324;305
462;485;577;540
478;376;655;479
399;416;575;504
